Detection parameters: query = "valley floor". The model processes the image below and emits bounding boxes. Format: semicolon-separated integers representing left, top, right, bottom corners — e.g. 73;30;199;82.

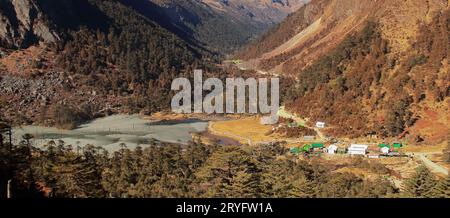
206;113;449;179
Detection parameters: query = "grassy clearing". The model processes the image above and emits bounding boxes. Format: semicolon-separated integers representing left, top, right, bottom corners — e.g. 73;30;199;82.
209;116;279;144
401;141;447;153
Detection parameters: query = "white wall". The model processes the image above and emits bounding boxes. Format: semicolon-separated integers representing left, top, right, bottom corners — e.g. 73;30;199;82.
348;149;366;155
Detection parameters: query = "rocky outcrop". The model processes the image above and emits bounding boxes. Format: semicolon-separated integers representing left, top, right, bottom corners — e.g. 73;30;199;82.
0;0;59;48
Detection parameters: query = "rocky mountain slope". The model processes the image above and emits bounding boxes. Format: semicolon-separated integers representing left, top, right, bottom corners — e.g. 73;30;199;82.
0;0;119;49
0;0;58;48
238;0;449;143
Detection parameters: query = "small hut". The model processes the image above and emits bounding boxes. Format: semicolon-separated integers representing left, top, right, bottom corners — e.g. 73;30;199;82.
302;144;312;152
290;147;301;155
315;122;325;128
380;146;390;154
303;135;315;141
392;142;403;148
327;144;338;154
378;143;390;148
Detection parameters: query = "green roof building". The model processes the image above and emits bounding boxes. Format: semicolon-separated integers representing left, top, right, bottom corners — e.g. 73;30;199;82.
378;143;390;148
393;143;403;148
290;147;301;155
312;143;324;149
302;144;312;152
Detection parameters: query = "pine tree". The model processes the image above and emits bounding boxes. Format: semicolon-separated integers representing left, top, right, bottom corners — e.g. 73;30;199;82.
443;140;450;164
404;165;437;198
101;151;123;197
288;177;314;198
319;173;364;198
77;147;106;198
222;170;262;198
194;146;257;197
430;176;450;198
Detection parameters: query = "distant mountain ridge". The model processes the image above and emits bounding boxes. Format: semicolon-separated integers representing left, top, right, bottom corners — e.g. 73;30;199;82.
0;0;307;53
239;0;448;73
142;0;308;53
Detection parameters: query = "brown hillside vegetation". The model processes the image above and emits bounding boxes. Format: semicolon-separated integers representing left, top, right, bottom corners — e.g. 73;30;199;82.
236;0;330;60
239;0;449;143
238;0;448;74
0;0;214;127
286;9;449;142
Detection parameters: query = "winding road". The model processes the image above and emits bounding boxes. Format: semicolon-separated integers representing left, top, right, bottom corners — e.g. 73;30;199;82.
415;153;449;176
277;106;326;141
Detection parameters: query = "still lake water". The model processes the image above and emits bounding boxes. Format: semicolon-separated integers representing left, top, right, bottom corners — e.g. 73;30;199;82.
12;115;209;152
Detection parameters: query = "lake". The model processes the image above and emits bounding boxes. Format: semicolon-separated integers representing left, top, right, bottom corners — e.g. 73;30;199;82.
12;115;209;152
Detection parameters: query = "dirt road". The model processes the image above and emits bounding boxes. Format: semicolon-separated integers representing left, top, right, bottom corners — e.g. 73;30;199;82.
415;153;449;176
278;106;326;140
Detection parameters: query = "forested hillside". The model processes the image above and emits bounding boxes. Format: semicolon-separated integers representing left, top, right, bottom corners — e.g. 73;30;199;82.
2;136;450;198
0;0;216;127
139;0;306;54
0;0;308;127
239;0;449;143
284;10;449;141
54;0;207;111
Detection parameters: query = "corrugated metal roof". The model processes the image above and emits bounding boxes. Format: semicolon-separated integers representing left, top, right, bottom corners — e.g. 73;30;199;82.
312;143;324;148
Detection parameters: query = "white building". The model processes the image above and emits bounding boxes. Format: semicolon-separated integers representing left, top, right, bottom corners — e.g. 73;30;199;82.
327;144;338;154
316;122;326;128
380;147;390;154
304;136;315;141
347;144;368;155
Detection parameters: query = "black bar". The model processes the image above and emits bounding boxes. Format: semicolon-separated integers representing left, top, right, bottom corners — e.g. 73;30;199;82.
0;198;448;217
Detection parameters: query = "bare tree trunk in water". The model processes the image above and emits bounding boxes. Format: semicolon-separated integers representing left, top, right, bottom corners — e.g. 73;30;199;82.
7;180;11;199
